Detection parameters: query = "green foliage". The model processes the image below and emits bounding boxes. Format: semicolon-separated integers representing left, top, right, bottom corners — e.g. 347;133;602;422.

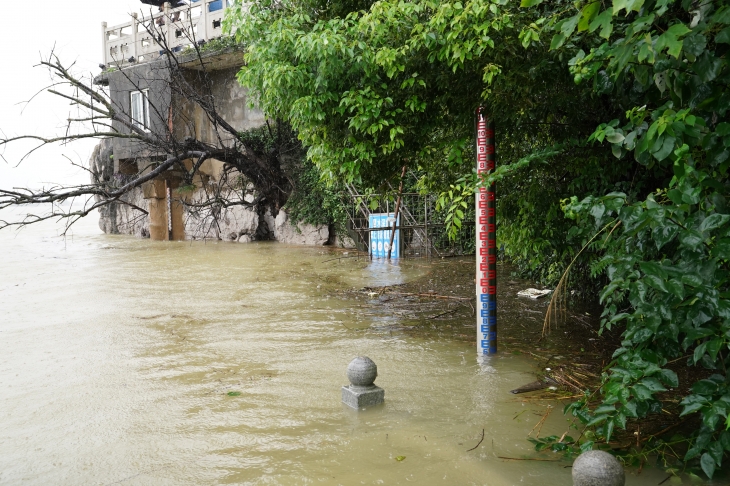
284;158;348;231
181;35;241;57
225;0;514;187
198;35;240;54
435;183;471;238
528;434;587;457
175;184;196;195
228;0;730;474
237;124;346;231
236;125;277;154
531;0;730;477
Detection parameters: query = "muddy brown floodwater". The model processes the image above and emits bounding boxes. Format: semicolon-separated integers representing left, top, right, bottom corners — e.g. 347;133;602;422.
0;211;698;485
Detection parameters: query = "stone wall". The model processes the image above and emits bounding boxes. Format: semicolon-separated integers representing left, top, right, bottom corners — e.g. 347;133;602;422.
174;66;266;146
89;139;150;238
274;210;329;246
90;139;331;245
183;189;260;243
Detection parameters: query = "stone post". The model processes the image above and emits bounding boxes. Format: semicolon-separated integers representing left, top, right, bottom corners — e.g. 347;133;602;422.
201;0;209;41
572;450;625;486
131;13;138;61
164;2;172;50
101;22;108;65
341;356;384;409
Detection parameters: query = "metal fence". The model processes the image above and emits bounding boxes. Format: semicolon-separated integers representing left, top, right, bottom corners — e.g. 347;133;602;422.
344;187;475;258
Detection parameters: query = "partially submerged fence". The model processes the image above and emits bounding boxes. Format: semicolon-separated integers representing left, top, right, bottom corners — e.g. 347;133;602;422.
344;186;475;258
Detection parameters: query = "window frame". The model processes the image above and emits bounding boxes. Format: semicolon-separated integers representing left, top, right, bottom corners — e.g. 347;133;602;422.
130;89;150;132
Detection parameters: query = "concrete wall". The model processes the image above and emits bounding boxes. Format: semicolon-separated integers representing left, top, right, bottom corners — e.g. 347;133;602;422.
173;66;265;148
105;60;172;162
89;139;150;238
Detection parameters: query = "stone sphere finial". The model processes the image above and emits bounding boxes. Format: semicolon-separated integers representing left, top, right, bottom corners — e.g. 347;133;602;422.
347;356;378;387
572;450;625;486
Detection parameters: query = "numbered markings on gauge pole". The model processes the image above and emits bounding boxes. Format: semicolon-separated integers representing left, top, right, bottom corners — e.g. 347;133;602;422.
475;108;496;355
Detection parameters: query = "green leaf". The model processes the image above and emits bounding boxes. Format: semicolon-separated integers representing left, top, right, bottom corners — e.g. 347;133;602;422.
652;136;675;161
715;6;730;24
679;230;704;247
587;413;610;426
701;452;716;478
589;10;614;39
694;342;709;364
683;34;707;57
659;369;679;388
631;383;653;400
716;26;730;44
709;440;723;466
653;224;678;249
520;0;543;6
550;33;567;51
716;123;730;137
612;0;628;14
578;3;600;32
621;400;638;418
639;261;668;280
693;379;719;395
700;214;730;233
666;279;685;299
641;377;667;393
682;401;706;416
605;417;615;441
694;54;725;83
551;14;580;50
707;338;723;361
655;23;692;58
643;275;667;292
606;132;625;144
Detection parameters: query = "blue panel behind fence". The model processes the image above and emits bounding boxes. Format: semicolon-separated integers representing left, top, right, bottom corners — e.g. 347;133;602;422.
369;213;400;258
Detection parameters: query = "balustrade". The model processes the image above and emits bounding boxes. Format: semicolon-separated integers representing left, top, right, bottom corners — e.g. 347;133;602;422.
101;0;229;67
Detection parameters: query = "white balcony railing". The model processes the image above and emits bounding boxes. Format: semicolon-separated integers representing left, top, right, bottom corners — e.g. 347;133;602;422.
101;0;229;67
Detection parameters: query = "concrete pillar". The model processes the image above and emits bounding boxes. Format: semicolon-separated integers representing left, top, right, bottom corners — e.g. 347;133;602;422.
143;178;186;241
170;194;185;241
101;22;108;65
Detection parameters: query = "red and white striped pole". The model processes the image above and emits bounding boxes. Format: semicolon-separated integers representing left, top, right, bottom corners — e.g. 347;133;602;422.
475;108;497;355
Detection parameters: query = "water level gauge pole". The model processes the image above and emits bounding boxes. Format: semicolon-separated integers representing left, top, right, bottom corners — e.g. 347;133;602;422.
475;108;497;355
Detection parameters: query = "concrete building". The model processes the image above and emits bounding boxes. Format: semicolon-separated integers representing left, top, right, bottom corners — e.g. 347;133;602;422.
92;1;331;245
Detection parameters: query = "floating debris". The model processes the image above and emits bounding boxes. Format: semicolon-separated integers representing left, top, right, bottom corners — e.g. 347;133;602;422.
517;288;552;299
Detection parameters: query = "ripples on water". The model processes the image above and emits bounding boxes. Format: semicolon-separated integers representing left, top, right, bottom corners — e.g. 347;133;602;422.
0;211;672;485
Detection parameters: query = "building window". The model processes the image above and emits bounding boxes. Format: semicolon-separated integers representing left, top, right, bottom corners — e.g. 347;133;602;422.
130;89;150;131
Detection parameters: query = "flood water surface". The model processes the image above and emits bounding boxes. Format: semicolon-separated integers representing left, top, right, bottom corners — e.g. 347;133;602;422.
0;215;674;485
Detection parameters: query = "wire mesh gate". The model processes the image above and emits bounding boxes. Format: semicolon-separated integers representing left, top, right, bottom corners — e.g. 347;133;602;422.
343;186;475;258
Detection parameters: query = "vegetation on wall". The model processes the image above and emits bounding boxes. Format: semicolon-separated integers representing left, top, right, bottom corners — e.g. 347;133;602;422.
237;123;347;231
